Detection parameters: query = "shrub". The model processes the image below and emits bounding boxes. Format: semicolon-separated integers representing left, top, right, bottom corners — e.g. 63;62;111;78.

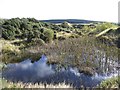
43;29;54;43
95;22;115;33
61;21;70;28
2;26;16;40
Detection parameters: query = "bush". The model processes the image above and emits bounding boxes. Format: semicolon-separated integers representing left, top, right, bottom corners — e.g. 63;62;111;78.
2;25;16;40
96;22;115;33
61;21;70;28
43;29;54;43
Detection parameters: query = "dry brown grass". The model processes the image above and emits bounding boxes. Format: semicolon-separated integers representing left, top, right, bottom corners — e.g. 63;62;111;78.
3;81;72;88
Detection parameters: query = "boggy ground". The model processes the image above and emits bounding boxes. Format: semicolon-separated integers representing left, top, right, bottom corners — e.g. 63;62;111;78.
1;36;119;75
28;36;118;75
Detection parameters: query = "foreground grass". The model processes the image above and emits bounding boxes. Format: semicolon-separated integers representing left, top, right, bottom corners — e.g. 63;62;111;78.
1;78;72;88
1;77;120;89
99;76;120;88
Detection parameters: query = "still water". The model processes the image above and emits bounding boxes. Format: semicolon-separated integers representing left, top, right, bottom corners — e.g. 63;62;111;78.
2;55;118;88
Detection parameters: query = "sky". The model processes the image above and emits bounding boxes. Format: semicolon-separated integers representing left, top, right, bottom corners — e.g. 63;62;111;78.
0;0;119;22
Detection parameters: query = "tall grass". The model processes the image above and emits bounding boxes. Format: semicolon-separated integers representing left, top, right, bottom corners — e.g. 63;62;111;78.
1;36;118;75
1;78;72;88
28;36;118;75
99;76;120;88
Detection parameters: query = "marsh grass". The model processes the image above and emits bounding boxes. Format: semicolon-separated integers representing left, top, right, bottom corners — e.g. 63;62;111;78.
1;36;118;75
99;76;120;88
1;78;72;88
27;36;118;75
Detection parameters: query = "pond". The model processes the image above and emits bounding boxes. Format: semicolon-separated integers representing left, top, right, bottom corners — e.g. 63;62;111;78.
2;54;118;88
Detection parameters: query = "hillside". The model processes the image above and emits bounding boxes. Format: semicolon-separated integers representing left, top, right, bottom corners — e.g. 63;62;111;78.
0;18;119;45
0;18;119;64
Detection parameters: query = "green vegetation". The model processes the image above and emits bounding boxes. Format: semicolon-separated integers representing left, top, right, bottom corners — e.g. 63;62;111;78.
100;76;120;88
43;29;54;42
1;18;119;64
1;18;119;62
0;18;120;88
0;39;43;63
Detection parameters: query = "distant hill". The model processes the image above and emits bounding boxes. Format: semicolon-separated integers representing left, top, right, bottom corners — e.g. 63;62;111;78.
40;19;99;24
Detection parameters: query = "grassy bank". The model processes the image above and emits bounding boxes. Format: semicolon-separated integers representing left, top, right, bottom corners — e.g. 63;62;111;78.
99;76;120;88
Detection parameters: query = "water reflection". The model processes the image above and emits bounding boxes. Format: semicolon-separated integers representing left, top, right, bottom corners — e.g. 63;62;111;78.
2;55;118;88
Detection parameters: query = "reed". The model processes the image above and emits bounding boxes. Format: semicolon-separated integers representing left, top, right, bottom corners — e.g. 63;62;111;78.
4;80;72;88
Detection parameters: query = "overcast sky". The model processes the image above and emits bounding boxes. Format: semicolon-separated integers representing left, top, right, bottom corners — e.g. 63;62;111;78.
0;0;119;22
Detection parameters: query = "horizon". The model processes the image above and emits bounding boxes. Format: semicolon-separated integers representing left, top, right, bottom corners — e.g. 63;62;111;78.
0;0;119;23
0;18;117;24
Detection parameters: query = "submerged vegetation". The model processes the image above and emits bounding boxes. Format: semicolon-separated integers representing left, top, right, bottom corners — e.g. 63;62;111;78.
0;18;120;88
